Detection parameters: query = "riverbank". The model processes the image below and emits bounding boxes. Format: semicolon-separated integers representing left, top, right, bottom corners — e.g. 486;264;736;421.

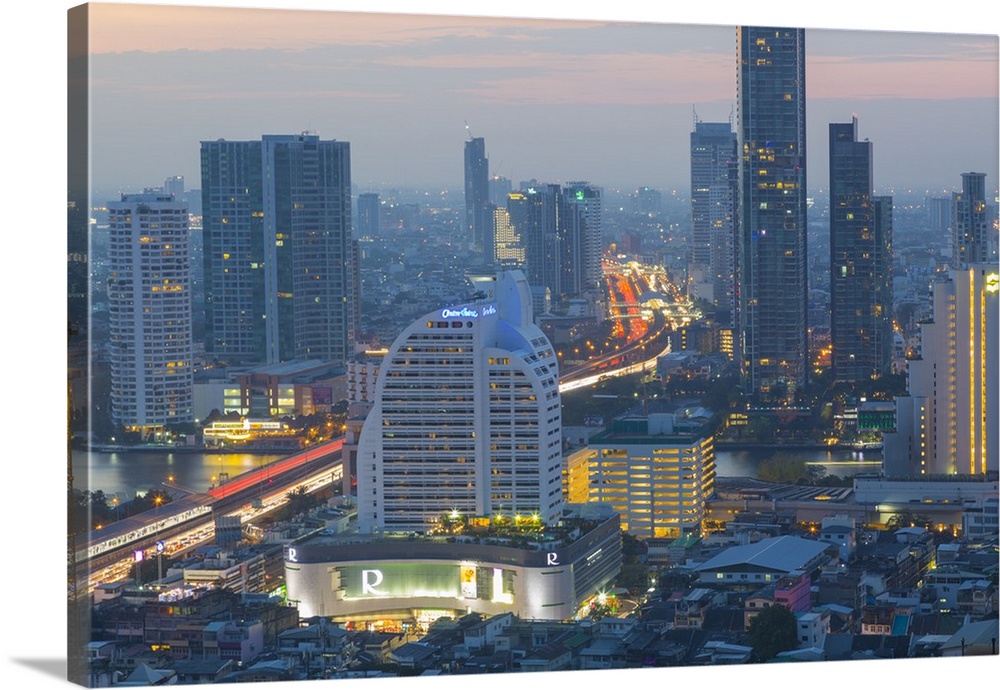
83;442;301;455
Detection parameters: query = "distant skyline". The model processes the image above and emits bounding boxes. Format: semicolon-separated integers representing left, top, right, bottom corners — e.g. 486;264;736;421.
85;2;999;197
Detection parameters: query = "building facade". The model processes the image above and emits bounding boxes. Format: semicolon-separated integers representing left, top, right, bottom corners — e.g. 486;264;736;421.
355;271;563;534
508;184;563;301
883;265;999;476
357;192;380;240
490;203;525;269
690;120;738;327
200;134;355;366
284;513;622;623
561;182;604;299
587;414;716;539
464;136;490;260
107;191;194;435
951;172;994;269
829;117;893;382
737;26;808;398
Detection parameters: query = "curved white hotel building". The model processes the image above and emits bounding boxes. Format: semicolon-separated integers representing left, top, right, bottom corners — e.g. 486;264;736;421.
356;271;563;534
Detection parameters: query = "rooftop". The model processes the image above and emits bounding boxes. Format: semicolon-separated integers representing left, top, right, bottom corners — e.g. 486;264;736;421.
695;535;831;574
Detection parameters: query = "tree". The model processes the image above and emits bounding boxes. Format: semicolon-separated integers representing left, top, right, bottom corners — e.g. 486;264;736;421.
746;604;799;662
746;416;776;443
757;452;807;484
885;511;931;531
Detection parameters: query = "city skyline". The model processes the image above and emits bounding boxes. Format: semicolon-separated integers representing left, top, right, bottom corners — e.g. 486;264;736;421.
83;3;999;196
5;3;999;690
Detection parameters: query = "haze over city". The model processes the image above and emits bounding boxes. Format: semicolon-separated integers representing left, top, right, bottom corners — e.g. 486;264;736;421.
85;2;999;196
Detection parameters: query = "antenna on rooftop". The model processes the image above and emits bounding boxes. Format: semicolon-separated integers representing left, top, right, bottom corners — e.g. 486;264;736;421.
465;120;474;141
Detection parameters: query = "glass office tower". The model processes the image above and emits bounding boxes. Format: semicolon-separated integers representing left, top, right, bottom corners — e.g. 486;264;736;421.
737;27;808;398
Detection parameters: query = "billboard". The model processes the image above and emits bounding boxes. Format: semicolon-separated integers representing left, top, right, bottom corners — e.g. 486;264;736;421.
340;563;461;599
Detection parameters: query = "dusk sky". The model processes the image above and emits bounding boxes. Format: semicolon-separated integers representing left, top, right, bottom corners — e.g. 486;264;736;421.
84;1;999;197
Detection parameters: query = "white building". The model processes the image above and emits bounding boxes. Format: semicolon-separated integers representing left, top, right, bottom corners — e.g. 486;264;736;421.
355;271;563;533
883;265;999;476
107;191;193;435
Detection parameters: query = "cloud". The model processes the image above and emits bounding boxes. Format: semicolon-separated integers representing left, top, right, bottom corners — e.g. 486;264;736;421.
87;3;605;54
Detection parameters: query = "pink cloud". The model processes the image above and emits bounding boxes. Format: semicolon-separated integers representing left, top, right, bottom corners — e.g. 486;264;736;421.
807;54;998;99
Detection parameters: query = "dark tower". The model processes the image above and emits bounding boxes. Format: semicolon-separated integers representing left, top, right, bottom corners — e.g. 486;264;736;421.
829;117;893;382
737;26;808;399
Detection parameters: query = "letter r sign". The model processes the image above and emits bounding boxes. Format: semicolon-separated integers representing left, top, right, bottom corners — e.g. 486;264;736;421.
362;569;385;595
546;552;560;566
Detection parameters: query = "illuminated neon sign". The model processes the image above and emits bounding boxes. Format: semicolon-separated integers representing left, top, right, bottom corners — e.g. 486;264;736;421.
442;307;479;319
362;569;386;595
441;304;497;319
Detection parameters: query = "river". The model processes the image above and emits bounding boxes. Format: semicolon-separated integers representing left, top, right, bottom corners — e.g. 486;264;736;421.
72;450;287;497
74;446;881;497
712;446;881;479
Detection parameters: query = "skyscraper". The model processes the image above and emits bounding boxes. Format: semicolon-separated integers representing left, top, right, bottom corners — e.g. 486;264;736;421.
357;192;380;240
561;182;603;299
490;202;525;268
464;136;490;259
355;271;563;534
508;184;562;299
829;117;893;383
107;191;193;436
737;26;808;398
489;175;513;206
690;120;738;327
883;265;999;476
200;134;354;366
951;172;994;269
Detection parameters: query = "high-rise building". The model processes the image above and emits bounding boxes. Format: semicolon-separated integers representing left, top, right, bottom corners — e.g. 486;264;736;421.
828;117;893;383
489;175;512;206
690;120;738;326
464;136;490;258
588;413;716;539
737;26;808;398
490;202;525;268
561;182;603;299
630;187;662;216
107;191;193;436
355;271;563;534
200;134;354;366
508;184;562;299
926;196;952;233
163;175;185;198
883;265;999;476
951;172;994;269
357;192;380;240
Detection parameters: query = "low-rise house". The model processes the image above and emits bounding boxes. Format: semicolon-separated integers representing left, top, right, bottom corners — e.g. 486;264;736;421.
956;580;997;617
277;619;355;677
691;639;752;665
463;612;514;652
578;637;625;670
694;535;831;588
168;659;235;684
517;641;573;673
940;619;1000;657
795;610;830;649
674;588;720;630
389;642;441;670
